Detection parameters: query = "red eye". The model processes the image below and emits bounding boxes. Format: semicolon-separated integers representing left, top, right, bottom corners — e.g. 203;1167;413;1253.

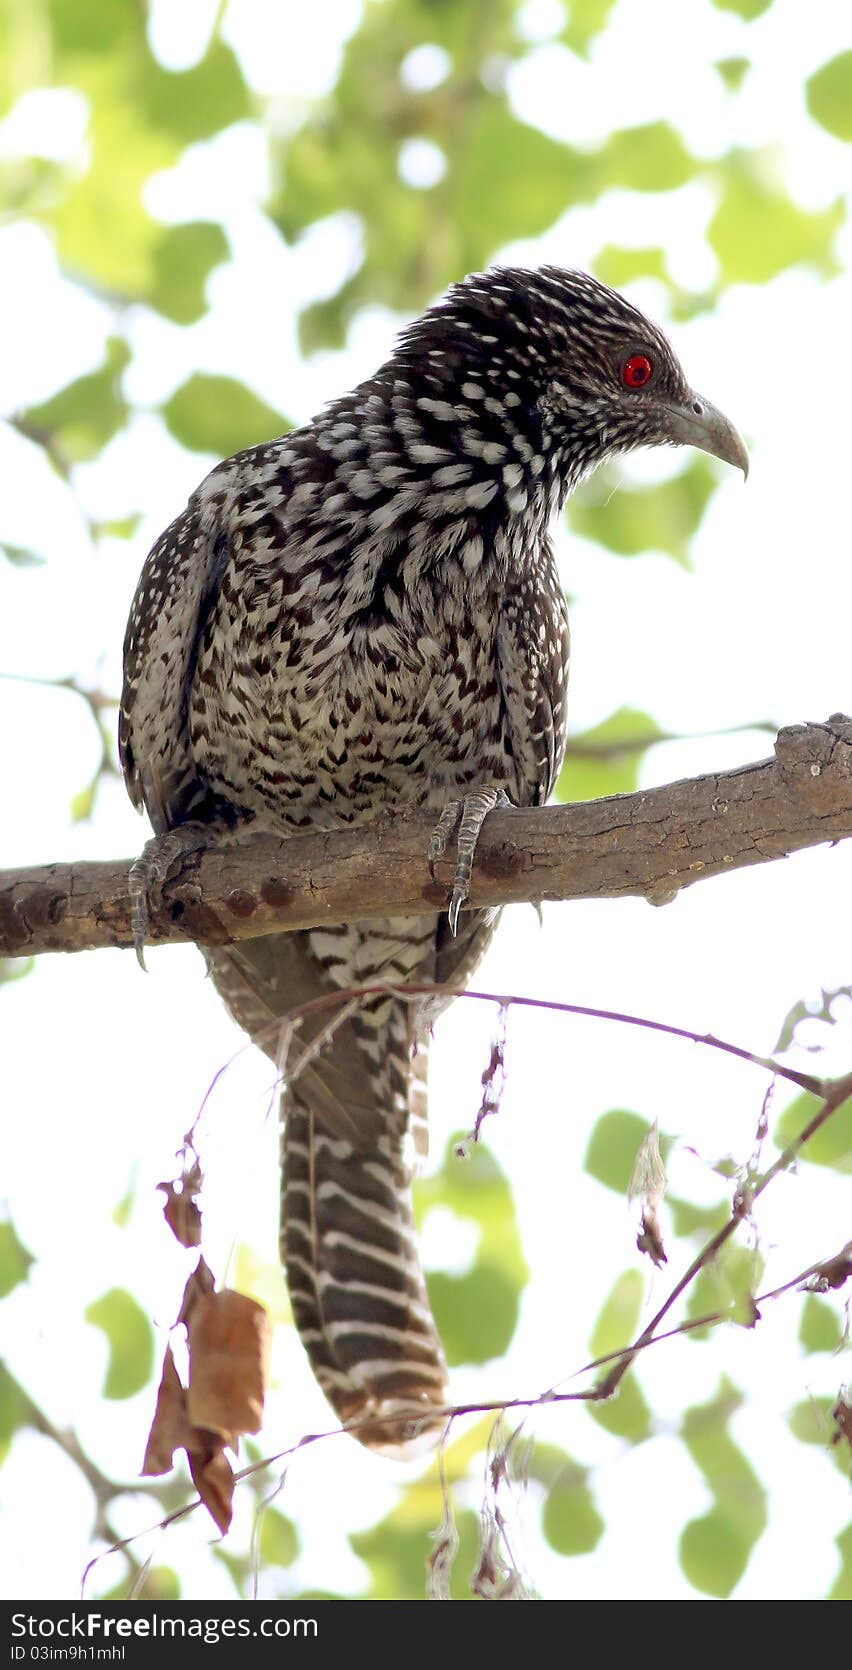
622;353;653;389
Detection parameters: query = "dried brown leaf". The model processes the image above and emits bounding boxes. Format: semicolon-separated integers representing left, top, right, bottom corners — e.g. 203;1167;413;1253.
188;1444;235;1537
809;1245;852;1293
177;1255;215;1326
187;1288;271;1445
141;1346;192;1476
158;1179;202;1248
637;1205;668;1268
831;1392;852;1452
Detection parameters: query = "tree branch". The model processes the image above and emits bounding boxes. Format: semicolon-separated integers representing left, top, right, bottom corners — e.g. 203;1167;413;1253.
2;716;851;959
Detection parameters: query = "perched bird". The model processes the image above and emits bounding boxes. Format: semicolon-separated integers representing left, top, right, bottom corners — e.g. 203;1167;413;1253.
119;266;747;1454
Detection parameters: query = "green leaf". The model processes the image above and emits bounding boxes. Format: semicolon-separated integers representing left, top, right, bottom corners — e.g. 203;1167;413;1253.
685;1243;763;1333
774;1090;852;1172
589;1269;644;1358
427;1262;519;1365
258;1507;300;1569
452;97;594;254
708;154;844;284
541;1462;605;1556
0;1220;34;1299
0;1364;32;1454
788;1394;848;1472
830;1522;852;1601
593;244;669;289
418;1139;527;1365
773;986;852;1054
148;222;230;326
561;0;618;58
806;52;852;143
133;1566;182;1602
111;1193;132;1231
555;706;665;803
49;0;138;55
583;1109;667;1195
711;0;772;17
417;1142;524;1362
1;542;46;568
680;1509;751;1599
70;777;97;823
213;1547;252;1596
136;40;251;145
679;1377;767;1595
798;1295;842;1355
417;1137;529;1287
49;71;175;297
667;1194;729;1238
588;1375;653;1442
788;1396;832;1445
568;455;720;566
162;374;289;457
352;1501;480;1601
600;122;697;193
714;57;751;92
93;514;142;541
21;338;131;464
44;15;249;297
84;1287;154;1400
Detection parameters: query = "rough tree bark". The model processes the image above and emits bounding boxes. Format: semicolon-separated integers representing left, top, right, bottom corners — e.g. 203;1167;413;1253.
1;718;850;960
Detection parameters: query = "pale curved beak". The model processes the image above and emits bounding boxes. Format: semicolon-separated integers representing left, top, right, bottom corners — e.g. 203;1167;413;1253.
661;394;749;478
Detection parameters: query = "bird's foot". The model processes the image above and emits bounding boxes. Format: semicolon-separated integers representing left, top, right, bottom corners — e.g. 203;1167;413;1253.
129;823;210;971
428;787;511;935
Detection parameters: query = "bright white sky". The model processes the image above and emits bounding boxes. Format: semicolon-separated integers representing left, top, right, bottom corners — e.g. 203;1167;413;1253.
0;0;850;1603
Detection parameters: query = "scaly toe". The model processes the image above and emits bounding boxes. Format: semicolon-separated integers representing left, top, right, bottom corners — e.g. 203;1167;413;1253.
128;824;210;971
429;787;512;934
427;800;462;877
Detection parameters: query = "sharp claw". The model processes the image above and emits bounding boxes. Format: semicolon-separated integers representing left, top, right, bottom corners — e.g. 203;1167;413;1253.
127;823;211;973
129;864;149;972
429;787;511;933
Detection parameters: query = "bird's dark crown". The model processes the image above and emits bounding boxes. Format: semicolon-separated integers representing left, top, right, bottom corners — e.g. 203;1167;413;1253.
392;264;690;411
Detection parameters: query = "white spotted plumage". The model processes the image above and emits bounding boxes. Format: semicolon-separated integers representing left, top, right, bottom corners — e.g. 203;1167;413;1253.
119;264;707;1451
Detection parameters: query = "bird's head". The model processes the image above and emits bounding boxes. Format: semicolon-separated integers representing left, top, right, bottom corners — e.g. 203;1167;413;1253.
396;265;748;488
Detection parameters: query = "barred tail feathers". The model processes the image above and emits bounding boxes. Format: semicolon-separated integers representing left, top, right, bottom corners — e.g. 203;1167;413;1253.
207;928;451;1455
281;1096;449;1456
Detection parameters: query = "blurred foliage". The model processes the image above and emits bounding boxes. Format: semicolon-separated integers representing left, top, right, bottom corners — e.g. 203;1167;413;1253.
787;1396;850;1478
775;1090;852;1173
831;1522;852;1600
588;1268;643;1358
0;0;850;1607
568;455;720;568
679;1378;767;1599
0;1216;34;1298
22;337;131;462
685;1242;764;1334
162;373;290;457
806;52;852;144
84;1286;155;1400
556;706;664;802
583;1107;672;1194
529;1443;605;1557
418;1134;529;1365
798;1295;843;1356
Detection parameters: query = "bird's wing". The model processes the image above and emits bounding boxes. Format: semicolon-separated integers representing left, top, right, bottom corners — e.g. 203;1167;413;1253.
119;447;273;832
496;538;571;807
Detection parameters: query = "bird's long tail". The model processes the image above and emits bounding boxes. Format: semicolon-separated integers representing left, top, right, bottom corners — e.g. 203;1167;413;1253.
207;926;450;1455
281;1091;449;1455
